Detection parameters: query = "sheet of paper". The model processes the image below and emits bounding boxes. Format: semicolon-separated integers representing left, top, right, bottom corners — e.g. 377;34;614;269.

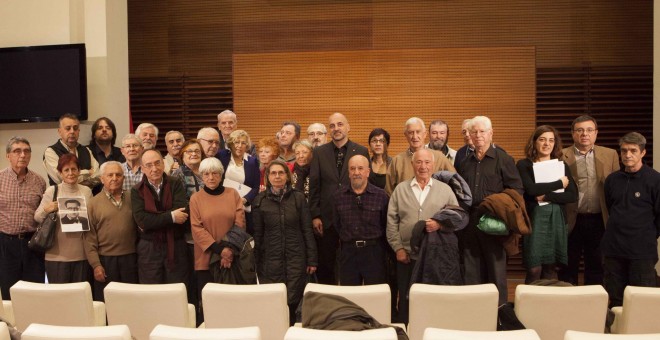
223;178;251;198
533;159;565;205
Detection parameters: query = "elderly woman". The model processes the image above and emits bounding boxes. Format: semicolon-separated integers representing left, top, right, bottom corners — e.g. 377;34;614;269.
172;139;206;200
253;159;317;324
35;153;93;283
291;140;313;200
256;137;281;191
516;125;578;284
367;128;392;189
218;130;260;234
190;158;246;294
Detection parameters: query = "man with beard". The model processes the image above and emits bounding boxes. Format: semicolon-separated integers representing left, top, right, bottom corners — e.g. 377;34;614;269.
426;119;456;165
164;130;184;174
88;117;125;165
333;155;389;286
307;123;327;148
309;113;370;284
135;123;158;150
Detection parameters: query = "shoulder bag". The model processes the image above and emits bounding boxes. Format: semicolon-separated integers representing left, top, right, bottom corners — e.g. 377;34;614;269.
28;185;59;252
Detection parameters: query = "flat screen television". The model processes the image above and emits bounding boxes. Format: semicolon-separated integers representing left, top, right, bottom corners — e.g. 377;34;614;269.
0;43;88;123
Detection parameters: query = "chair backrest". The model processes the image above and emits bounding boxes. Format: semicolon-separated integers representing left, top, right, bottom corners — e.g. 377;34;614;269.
10;281;98;331
283;326;398;340
617;286;660;334
564;330;660;340
303;283;391;323
21;323;131;340
202;283;288;340
0;322;9;340
423;327;540;340
514;285;608;340
408;283;499;340
150;324;261;340
104;282;192;340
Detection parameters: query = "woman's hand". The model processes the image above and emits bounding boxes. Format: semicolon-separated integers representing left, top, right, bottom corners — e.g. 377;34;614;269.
560;176;569;189
306;266;317;274
220;247;233;268
45;201;58;214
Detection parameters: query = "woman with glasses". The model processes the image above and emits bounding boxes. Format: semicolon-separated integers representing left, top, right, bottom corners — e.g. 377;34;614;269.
516;125;578;284
218;130;260;235
34;153;93;283
291;140;314;201
252;159;317;324
367;128;392;189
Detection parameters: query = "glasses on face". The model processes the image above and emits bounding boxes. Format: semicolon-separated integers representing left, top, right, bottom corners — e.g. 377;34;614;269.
123;143;141;150
202;172;221;178
370;138;386;145
269;170;287;177
142;160;163;169
10;148;31;155
233;141;248;146
184;149;202;155
199;138;220;146
308;132;325;137
573;128;596;135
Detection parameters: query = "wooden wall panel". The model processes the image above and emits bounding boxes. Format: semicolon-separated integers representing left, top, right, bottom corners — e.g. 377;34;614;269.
234;47;535;160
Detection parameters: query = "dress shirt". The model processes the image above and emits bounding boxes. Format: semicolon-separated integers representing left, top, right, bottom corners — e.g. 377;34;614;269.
121;162;143;191
333;183;389;242
0;167;46;234
410;177;433;206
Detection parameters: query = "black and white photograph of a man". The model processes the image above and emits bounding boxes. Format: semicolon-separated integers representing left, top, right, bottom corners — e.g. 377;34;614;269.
58;197;90;232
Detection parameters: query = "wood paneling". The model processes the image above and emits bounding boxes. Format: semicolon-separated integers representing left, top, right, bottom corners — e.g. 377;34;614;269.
234;47;535;160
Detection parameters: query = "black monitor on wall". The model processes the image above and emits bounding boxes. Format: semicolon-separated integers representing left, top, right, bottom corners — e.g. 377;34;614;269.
0;43;88;123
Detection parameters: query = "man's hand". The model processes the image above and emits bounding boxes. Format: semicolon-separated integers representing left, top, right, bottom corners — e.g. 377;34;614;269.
312;218;324;236
307;266;317;274
93;266;107;282
425;219;442;233
172;207;188;224
396;248;410;264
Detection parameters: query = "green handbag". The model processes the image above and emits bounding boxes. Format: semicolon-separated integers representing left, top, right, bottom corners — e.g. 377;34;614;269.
477;214;509;235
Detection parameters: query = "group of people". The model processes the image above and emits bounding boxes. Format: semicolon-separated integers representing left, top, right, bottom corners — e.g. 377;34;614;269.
0;110;658;325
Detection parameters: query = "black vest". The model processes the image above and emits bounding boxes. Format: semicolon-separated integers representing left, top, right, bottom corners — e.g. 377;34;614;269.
45;141;93;185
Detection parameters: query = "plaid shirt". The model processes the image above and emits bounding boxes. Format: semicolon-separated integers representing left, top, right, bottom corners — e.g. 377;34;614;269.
122;162;143;191
0;167;46;234
332;183;389;242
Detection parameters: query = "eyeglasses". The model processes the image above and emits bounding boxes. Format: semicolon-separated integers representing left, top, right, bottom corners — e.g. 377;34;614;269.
199;138;220;146
308;132;326;137
233;141;248;146
573;128;596;135
10;148;31;155
269;170;287;177
184;149;202;155
123;144;141;150
370;138;386;144
142;160;163;169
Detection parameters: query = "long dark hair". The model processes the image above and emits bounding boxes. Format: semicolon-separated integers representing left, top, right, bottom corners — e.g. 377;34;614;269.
524;125;563;161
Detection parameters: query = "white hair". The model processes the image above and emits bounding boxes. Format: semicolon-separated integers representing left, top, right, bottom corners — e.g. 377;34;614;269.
468;116;492;131
197;127;219;139
99;161;123;177
199;157;225;176
217;109;237;122
121;133;140;145
165;130;184;141
135;123;159;137
404;117;426;132
307;123;327;134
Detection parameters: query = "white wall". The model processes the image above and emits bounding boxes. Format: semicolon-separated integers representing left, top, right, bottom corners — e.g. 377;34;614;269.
0;0;129;180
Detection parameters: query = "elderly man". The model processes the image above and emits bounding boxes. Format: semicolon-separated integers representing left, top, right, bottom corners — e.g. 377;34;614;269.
43;113;100;187
0;137;47;299
601;132;659;307
87;117;125;165
310;113;370;284
454;119;475;167
84;161;138;301
277;121;300;163
307;123;328;148
135;123;159;150
385;117;455;195
457;116;523;305
217;109;256;156
387;148;461;323
333;155;389;286
197;127;221;158
164;130;184;174
120;134;144;191
558;115;620;286
131;149;189;284
427;119;457;165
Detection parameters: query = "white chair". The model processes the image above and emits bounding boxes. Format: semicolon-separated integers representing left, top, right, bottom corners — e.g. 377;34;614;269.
150;324;261;340
10;281;106;331
303;283;392;323
104;282;195;340
564;330;660;340
201;283;288;340
423;327;541;340
408;284;499;340
611;286;660;334
514;284;609;340
21;323;132;340
283;326;398;340
0;289;14;326
0;322;9;340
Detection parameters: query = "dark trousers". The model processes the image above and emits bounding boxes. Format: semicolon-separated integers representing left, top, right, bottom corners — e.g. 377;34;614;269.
339;240;387;286
395;260;415;324
558;213;605;285
315;226;339;284
92;253;138;301
0;232;45;299
45;260;91;284
462;222;508;305
603;256;657;308
137;238;189;285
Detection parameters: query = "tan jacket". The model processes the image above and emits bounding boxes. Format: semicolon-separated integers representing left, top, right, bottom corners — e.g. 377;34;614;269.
561;145;619;231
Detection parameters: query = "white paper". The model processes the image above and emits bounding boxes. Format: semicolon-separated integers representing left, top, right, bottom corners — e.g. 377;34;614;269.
223;178;252;198
532;159;565;206
57;196;90;232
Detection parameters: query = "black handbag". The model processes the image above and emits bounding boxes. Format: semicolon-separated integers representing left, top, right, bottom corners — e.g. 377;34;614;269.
28;185;59;252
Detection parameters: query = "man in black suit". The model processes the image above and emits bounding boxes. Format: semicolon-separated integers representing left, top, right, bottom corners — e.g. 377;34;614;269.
60;199;90;231
309;113;370;284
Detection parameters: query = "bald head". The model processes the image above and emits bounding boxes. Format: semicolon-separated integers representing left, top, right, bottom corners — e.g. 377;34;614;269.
412;148;434;182
348;154;370;192
328;112;350;146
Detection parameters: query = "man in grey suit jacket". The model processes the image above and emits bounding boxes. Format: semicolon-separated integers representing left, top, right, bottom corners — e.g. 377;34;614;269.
309;113;369;284
558;115;620;285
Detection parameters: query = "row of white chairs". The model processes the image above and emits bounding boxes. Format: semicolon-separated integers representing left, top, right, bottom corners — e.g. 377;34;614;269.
2;281;659;340
4;323;660;340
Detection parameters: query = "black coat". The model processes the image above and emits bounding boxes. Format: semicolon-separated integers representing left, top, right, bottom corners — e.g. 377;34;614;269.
253;187;318;305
